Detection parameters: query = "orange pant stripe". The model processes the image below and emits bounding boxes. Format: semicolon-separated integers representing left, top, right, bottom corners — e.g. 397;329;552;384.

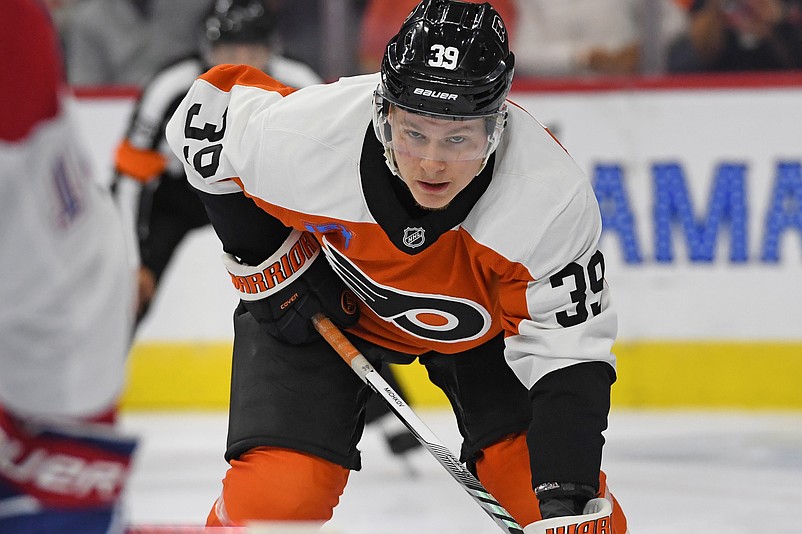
206;447;350;526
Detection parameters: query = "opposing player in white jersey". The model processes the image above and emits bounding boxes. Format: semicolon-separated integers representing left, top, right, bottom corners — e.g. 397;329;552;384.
0;1;138;532
166;0;629;531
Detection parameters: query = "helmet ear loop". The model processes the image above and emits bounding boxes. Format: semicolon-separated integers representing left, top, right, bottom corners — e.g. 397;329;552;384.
373;93;402;176
381;99;393;144
383;105;401;177
477;107;508;175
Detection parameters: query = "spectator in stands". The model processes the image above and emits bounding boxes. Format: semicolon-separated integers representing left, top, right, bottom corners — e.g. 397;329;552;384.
357;0;516;73
668;0;802;72
510;0;687;77
0;1;138;531
61;0;213;87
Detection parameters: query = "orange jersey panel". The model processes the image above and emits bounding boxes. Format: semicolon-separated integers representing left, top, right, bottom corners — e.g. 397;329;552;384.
237;185;532;355
199;64;298;97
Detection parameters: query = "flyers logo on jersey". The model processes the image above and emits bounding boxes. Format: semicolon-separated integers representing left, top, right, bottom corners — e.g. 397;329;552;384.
320;236;491;343
544;514;612;534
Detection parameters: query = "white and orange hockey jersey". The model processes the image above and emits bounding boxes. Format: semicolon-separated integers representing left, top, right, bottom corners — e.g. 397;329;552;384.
165;64;617;388
115;54;322;185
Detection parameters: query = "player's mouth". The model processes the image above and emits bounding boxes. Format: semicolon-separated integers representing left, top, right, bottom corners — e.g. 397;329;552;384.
417;180;449;193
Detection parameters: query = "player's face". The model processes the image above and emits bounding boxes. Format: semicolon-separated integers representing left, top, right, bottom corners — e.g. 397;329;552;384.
209;43;271;69
388;107;487;210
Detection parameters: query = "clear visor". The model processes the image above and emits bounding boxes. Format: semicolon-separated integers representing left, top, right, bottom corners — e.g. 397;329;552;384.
372;86;507;164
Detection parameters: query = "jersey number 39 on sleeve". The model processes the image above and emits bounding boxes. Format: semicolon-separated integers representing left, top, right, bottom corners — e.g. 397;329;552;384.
549;250;605;327
183;103;227;178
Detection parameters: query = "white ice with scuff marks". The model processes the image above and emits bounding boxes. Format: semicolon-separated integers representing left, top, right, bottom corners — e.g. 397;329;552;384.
121;409;802;533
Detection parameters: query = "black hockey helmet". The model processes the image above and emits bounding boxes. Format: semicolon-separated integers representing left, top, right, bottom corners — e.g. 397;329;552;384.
204;0;278;46
373;0;513;175
380;0;514;118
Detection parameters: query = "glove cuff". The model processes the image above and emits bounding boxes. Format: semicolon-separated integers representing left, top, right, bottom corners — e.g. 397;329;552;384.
534;481;597;502
222;230;320;301
535;482;598;518
523;498;613;534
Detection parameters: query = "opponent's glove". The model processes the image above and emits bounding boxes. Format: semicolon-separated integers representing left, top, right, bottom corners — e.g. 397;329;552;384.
523;497;613;534
222;229;359;344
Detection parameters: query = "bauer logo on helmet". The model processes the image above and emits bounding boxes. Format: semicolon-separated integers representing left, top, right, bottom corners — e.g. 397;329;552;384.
413;88;458;100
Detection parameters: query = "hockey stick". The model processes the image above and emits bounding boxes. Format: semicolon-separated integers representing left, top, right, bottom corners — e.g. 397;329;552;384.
312;314;524;534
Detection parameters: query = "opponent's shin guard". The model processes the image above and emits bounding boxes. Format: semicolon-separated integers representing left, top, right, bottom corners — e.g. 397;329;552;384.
475;433;628;532
0;409;137;534
207;447;350;527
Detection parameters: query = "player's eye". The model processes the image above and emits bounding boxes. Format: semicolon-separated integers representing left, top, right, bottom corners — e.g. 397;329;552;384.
447;136;466;144
405;129;425;140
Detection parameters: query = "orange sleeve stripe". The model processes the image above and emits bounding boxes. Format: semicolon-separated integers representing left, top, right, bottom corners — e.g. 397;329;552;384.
199;64;298;97
114;139;168;183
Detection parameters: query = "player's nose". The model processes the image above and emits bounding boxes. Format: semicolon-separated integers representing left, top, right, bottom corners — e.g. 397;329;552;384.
419;155;446;174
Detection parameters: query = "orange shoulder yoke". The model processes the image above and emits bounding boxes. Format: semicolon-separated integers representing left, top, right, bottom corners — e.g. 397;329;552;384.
200;64;298;97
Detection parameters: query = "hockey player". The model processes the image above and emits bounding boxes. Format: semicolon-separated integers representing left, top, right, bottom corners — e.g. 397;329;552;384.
165;0;629;531
113;0;321;323
113;0;420;461
0;1;138;532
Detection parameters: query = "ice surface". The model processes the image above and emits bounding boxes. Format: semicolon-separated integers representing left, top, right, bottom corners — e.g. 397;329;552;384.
121;409;802;533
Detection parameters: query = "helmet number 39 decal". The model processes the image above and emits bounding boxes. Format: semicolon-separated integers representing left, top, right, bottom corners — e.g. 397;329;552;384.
428;44;460;70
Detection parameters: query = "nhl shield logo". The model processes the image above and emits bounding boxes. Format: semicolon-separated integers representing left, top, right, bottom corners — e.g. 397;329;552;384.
402;227;425;248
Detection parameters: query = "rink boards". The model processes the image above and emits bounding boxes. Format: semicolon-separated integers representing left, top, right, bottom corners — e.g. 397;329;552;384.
70;73;802;410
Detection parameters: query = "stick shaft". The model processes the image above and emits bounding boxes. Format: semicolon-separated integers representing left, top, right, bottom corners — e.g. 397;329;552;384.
311;314;524;534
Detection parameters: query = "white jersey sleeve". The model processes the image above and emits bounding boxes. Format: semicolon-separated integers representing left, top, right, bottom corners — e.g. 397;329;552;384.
466;105;617;389
165;65;289;196
165;64;374;204
505;181;616;388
